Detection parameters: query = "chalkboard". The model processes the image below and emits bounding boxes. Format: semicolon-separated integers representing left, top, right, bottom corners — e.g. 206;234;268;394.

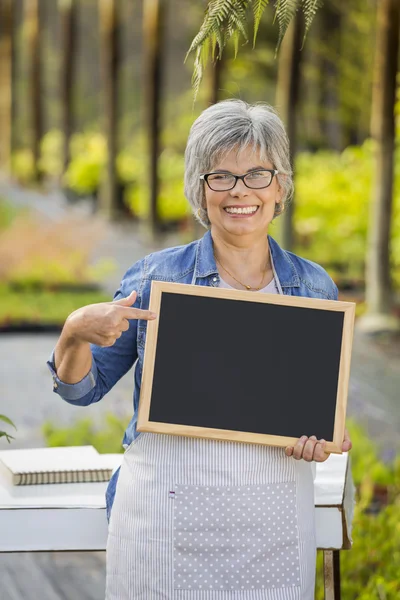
137;282;355;454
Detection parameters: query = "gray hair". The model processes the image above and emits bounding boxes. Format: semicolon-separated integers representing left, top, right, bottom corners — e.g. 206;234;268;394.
184;99;293;228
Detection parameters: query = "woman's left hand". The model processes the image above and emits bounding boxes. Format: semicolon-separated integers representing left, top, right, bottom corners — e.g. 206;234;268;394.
285;428;352;462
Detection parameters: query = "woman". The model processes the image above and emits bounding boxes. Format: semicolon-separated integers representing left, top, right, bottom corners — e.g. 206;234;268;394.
48;99;352;599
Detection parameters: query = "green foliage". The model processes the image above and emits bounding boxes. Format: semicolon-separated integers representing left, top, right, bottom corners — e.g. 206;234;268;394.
314;417;400;599
38;129;64;179
0;414;17;444
0;198;19;231
7;256;115;289
63;131;107;195
63;129;192;222
11;149;35;184
0;285;110;326
316;500;400;599
294;139;400;287
42;413;130;454
124;147;191;223
345;418;396;487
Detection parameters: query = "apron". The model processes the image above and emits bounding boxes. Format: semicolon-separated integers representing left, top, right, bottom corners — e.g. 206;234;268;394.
105;432;317;599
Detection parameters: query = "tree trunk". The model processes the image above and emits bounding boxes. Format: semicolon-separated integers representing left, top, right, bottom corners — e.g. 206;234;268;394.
210;55;224;105
0;0;13;174
99;0;120;219
359;0;400;333
275;13;303;251
191;55;225;240
320;4;342;152
25;0;42;181
59;0;77;174
143;0;165;238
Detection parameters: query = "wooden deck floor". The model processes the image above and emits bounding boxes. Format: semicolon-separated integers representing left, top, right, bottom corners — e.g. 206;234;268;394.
0;551;106;600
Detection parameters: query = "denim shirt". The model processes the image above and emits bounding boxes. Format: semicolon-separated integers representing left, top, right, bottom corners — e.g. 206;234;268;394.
47;229;338;520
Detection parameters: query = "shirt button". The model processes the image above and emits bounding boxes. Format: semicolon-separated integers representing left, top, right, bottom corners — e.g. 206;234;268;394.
53;381;58;389
212;277;218;282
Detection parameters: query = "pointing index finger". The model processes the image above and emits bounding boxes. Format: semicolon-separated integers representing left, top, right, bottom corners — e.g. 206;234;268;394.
117;306;157;320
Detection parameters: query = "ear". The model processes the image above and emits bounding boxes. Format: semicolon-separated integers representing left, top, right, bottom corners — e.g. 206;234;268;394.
276;173;286;202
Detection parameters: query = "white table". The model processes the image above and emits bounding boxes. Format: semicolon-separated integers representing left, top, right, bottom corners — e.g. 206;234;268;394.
0;451;355;599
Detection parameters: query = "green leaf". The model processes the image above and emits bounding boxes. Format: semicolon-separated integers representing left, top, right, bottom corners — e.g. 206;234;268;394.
0;415;16;430
252;0;269;48
186;0;249;101
0;432;15;443
274;0;299;53
300;0;322;47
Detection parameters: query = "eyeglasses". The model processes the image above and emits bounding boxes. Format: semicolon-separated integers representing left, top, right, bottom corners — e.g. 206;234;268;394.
200;169;279;192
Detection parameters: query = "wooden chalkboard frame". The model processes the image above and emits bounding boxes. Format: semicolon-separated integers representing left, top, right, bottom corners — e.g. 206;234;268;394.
137;281;356;454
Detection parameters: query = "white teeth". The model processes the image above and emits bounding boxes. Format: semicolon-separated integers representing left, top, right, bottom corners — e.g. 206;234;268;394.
225;206;258;215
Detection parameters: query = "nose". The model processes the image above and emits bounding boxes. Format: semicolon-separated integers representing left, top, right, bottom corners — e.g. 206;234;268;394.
229;177;248;194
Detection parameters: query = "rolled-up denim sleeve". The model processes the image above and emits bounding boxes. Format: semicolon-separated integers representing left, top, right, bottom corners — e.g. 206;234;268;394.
46;349;98;403
46;258;145;406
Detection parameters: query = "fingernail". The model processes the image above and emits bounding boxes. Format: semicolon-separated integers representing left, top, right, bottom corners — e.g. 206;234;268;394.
151;312;157;318
301;436;307;442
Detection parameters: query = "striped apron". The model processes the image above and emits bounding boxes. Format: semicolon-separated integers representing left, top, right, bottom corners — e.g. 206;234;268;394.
105;433;316;599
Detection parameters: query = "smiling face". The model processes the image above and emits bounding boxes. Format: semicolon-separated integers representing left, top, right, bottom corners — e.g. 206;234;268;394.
203;147;283;243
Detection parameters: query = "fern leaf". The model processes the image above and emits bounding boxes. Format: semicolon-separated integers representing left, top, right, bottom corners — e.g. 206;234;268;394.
186;0;236;59
274;0;299;52
210;31;218;60
187;0;249;101
228;1;249;40
190;45;206;106
301;0;322;45
231;29;240;58
252;0;269;48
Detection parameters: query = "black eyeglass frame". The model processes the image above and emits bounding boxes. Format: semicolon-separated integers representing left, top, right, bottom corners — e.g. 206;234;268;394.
199;169;279;191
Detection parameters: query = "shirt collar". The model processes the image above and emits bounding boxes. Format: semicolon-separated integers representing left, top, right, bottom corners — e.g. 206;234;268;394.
194;229;300;288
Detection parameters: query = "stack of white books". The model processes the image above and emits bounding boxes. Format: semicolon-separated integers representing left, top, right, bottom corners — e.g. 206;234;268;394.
0;445;122;486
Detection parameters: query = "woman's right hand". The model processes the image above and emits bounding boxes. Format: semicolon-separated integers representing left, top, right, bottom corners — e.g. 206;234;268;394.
64;290;157;347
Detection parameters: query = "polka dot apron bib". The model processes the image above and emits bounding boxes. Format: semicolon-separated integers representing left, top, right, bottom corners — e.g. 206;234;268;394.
106;433;317;599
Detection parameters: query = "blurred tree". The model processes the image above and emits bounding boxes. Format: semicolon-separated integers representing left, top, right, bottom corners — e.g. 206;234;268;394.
25;0;43;181
59;0;77;174
143;0;166;237
319;1;342;152
210;52;224;105
359;0;400;334
300;0;374;150
99;0;120;219
275;12;303;251
0;0;13;173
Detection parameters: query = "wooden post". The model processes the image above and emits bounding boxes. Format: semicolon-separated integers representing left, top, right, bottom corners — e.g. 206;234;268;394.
275;13;303;252
359;0;400;333
99;0;120;219
323;550;341;600
25;0;43;181
59;0;77;174
0;0;13;174
143;0;165;238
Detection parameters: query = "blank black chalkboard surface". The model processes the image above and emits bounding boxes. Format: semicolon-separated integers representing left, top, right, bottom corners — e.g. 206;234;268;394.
137;281;356;454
